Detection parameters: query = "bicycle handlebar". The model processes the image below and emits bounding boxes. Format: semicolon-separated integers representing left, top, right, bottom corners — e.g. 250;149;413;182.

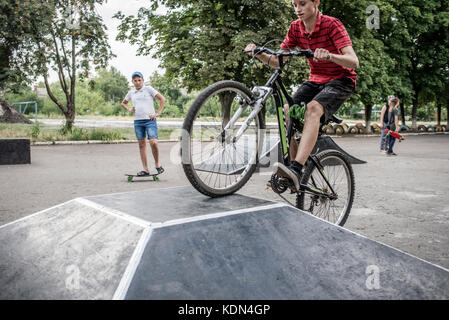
245;46;315;59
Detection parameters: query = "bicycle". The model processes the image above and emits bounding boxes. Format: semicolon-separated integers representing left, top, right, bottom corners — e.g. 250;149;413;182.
181;46;355;226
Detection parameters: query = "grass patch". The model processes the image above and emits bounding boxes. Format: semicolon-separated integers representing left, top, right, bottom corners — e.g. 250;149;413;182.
0;122;180;142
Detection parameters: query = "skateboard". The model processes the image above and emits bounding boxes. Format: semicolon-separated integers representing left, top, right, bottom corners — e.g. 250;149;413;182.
125;173;160;182
385;129;405;142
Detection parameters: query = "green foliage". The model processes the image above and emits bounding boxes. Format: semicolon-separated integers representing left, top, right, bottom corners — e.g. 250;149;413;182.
0;0;114;128
114;0;449;126
90;67;129;104
148;72;196;117
88;128;126;141
115;0;298;90
29;121;41;139
74;85;107;115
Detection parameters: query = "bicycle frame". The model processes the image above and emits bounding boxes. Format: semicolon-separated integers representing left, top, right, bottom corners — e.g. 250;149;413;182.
222;48;338;200
270;74;338;200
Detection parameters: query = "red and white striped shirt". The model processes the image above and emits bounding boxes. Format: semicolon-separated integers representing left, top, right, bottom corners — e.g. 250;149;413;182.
281;11;357;86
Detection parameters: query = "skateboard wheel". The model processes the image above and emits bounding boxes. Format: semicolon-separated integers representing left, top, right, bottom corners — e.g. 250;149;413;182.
128;176;133;182
154;176;160;181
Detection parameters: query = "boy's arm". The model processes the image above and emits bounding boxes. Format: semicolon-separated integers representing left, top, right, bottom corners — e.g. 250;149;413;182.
395;114;399;132
121;99;134;113
150;93;166;120
315;46;359;70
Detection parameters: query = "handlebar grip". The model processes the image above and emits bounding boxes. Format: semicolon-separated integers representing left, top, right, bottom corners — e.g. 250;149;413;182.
303;49;314;58
243;46;263;55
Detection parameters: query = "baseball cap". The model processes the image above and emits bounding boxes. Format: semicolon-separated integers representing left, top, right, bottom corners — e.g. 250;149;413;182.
131;71;144;79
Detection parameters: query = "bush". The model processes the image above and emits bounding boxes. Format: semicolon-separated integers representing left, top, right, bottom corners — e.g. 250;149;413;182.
99;103;122;116
29;121;41;139
88;129;126;141
70;128;88;141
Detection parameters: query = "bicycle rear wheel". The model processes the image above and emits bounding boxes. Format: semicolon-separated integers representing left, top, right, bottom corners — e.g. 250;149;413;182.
182;80;265;197
297;150;354;226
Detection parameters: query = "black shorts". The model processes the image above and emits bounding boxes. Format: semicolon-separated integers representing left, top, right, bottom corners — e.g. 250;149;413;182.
292;77;354;122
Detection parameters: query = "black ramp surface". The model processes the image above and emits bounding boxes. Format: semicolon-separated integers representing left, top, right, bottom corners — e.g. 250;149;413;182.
125;206;449;300
87;186;273;223
0;201;144;299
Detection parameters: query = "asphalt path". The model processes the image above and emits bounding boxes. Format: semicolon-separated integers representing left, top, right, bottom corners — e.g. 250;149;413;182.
1;133;448;269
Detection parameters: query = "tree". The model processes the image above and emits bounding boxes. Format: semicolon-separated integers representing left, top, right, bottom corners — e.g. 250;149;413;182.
115;0;309;123
378;1;449;130
148;72;193;116
2;0;113;130
89;67;129;104
320;0;397;130
0;0;55;93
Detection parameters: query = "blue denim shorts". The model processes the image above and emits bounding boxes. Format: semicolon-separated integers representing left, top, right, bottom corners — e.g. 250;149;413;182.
134;119;158;140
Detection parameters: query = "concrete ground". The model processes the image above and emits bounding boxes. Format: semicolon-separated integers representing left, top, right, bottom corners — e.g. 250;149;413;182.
1;134;448;269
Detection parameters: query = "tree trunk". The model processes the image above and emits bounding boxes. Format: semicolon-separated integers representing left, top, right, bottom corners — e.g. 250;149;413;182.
411;94;418;131
399;97;406;125
447;101;449;132
219;92;236;129
364;104;372;133
437;102;441;126
64;104;75;131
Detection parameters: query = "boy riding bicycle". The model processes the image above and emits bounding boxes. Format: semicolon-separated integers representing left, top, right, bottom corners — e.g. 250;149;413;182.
245;0;359;191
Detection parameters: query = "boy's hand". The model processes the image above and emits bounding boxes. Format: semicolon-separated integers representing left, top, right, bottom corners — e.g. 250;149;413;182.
149;113;159;120
128;107;135;113
314;48;332;61
244;43;257;56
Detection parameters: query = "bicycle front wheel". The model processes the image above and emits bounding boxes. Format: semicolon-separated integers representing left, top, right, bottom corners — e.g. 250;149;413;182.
297;150;354;226
182;80;265;197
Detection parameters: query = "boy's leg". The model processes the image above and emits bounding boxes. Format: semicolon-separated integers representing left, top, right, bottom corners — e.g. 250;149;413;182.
294;100;324;165
380;126;387;151
287;83;321;162
146;119;161;169
275;78;354;189
135;120;150;173
138;139;150;172
387;136;396;154
149;138;160;168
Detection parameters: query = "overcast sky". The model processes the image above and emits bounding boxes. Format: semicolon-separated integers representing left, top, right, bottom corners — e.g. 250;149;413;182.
44;0;164;85
97;0;165;83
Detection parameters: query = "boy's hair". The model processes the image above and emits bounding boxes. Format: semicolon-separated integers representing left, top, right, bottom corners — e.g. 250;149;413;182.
391;98;399;105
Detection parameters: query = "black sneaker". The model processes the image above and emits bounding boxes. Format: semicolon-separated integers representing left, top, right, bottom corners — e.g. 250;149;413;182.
266;180;272;189
273;162;302;191
386;152;397;156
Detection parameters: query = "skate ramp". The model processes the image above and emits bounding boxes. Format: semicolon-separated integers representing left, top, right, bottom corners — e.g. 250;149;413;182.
1;186;448;300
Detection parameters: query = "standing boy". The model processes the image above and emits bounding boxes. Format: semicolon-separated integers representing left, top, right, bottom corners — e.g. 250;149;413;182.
380;95;400;153
384;97;400;156
245;0;359;190
121;72;166;176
